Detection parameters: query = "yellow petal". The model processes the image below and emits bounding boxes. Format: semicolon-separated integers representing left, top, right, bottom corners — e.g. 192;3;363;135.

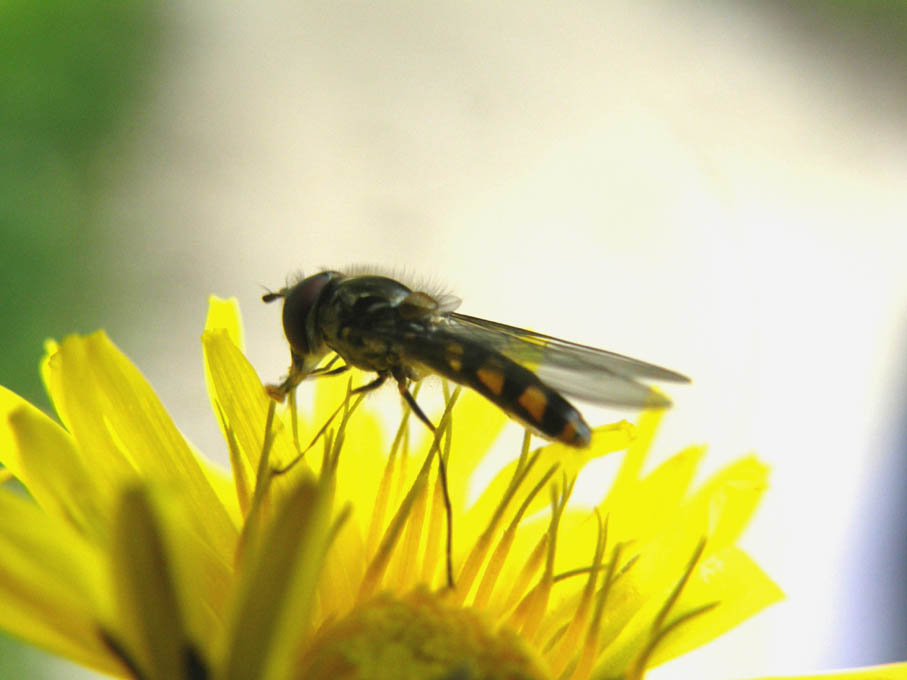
6;404;110;540
204;330;290;464
0;384;49;480
600;546;783;673
107;485;203;680
205;295;244;352
0;488;118;675
40;336;130;492
40;338;71;432
218;477;333;680
192;442;242;526
203;298;256;511
587;450;771;669
650;545;783;666
605;444;705;545
315;517;366;622
140;485;234;662
684;454;769;550
0;387;110;539
202;328;313;518
602;409;663;501
45;332;238;559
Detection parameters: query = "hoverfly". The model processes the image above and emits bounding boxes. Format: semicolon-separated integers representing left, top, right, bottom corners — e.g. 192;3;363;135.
263;269;689;447
264;269;689;589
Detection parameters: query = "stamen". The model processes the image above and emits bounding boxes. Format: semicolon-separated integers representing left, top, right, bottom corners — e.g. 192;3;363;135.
394;382;424;506
420;468;447;584
548;512;607;675
365;392;414;556
453;440;547;607
391;464;429;587
485;461;560;615
416;386;459;587
359;393;459;599
213;402;250;514
236;400;279;565
573;542;624;680
358;471;429;601
522;481;574;643
626;539;714;680
469;460;559;610
505;535;549;631
288;389;300;452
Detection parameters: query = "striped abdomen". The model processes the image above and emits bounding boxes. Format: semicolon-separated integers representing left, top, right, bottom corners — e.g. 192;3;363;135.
412;333;591;448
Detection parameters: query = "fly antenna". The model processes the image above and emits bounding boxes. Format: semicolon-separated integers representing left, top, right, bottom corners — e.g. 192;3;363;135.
261;286;286;303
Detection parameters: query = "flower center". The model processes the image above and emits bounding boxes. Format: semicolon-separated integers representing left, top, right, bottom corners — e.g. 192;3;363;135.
298;588;548;680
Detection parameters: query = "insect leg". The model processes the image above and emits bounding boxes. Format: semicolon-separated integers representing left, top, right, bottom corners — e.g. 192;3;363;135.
351;373;387;394
274;373;387;476
392;370;455;589
308;354;350;377
273;373;378;476
401;389;436;432
265;372;299;403
288;388;300;451
393;376;435;432
265;351;308;402
311;365;350;377
435;442;455;590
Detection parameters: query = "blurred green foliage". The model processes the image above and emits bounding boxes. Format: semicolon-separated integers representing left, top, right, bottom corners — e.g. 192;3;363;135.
0;0;161;409
0;0;161;677
768;0;907;65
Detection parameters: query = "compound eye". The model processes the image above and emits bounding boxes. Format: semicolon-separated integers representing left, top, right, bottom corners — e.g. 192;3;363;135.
282;271;334;355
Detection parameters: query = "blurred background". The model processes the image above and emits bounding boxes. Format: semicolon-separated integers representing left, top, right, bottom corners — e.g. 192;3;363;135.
1;1;905;678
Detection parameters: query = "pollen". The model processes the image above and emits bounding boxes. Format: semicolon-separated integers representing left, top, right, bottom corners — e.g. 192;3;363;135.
298;589;547;680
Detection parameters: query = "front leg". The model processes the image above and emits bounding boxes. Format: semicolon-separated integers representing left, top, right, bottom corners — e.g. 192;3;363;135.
265;351;307;402
267;353;350;402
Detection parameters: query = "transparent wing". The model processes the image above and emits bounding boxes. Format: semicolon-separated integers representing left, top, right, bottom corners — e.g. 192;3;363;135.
444;312;690;408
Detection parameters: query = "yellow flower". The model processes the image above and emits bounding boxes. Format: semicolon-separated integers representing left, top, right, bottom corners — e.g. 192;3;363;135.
0;296;903;680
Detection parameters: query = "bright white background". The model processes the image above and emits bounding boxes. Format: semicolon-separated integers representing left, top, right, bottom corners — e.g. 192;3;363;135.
90;2;906;678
